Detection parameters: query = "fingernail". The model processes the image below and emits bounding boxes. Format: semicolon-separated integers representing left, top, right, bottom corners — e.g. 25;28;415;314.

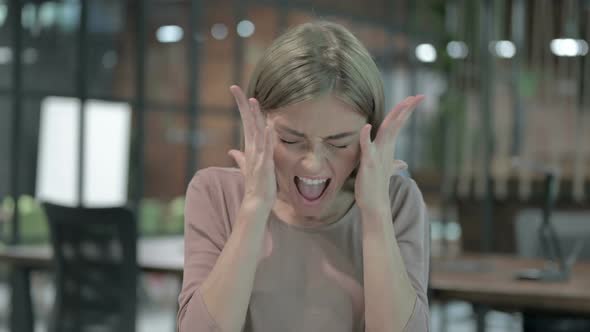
394;160;408;170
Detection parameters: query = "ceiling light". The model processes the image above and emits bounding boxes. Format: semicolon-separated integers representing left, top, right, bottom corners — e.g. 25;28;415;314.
156;25;183;43
446;41;468;59
550;38;588;57
415;43;437;63
211;23;228;40
237;20;255;38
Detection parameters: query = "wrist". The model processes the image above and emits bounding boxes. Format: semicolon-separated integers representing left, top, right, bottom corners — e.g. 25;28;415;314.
360;205;390;221
241;194;274;216
358;191;389;217
360;204;392;234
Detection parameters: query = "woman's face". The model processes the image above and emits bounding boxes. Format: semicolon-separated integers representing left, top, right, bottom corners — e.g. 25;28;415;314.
266;94;367;220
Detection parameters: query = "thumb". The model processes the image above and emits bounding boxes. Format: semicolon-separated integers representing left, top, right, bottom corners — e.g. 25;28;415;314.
227;150;246;172
359;124;372;154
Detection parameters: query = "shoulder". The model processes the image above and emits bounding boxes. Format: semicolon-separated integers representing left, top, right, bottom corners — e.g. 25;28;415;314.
187;167;244;198
388;175;424;208
185;167;245;229
388;175;428;237
184;168;243;241
189;167;242;188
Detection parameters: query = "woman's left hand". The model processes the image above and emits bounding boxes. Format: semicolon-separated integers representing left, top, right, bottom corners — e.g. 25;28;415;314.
354;95;425;214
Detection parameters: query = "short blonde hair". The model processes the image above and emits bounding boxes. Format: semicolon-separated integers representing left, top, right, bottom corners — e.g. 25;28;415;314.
246;21;385;140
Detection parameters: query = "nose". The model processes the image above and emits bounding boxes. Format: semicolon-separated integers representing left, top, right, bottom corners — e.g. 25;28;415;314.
301;146;325;173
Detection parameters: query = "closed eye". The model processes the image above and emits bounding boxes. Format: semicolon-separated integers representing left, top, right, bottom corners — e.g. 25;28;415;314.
329;143;349;149
280;138;298;144
280;138;348;149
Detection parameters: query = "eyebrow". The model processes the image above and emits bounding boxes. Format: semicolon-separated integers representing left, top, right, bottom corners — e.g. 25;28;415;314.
275;124;357;140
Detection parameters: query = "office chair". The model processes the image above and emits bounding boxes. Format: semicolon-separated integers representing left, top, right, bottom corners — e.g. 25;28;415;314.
43;203;138;332
514;173;590;332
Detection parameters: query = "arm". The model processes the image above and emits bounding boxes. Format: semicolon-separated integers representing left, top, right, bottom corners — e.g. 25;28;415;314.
178;86;277;332
200;195;273;332
177;175;272;332
354;95;429;331
361;178;430;332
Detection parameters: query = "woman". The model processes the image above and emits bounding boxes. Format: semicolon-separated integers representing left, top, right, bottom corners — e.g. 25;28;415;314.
177;21;429;332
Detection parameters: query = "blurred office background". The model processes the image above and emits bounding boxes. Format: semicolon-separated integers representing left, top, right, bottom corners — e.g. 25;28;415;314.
0;0;589;331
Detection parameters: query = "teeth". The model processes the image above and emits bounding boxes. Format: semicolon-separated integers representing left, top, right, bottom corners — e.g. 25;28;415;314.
297;176;328;185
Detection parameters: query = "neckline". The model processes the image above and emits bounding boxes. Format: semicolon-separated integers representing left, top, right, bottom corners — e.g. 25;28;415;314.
270;200;358;233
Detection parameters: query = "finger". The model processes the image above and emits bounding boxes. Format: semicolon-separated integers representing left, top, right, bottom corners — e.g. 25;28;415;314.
249;99;261;152
382;95;425;145
375;97;415;145
230;85;255;147
229;85;249;111
385;95;424;129
249;98;266;151
253;125;264;154
359;124;373;155
250;98;266;135
397;95;424;126
397;95;424;124
263;124;275;167
228;149;246;172
387;96;414;123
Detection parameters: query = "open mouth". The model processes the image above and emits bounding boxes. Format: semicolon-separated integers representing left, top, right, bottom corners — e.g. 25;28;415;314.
294;176;331;203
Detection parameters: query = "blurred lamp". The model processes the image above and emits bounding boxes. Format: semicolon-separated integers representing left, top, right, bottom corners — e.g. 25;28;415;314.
58;1;80;32
36;97;131;207
550;38;588;57
23;48;38;65
237;20;255;38
21;3;36;30
490;40;516;59
39;2;57;28
415;43;437;63
211;23;228;40
0;3;7;27
0;47;11;64
446;41;468;59
156;25;183;43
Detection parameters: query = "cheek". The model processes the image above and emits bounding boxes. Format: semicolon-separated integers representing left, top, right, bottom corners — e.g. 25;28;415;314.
332;148;361;177
272;146;294;177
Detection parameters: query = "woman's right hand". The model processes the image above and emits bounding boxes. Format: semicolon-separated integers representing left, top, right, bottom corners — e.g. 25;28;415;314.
228;85;277;210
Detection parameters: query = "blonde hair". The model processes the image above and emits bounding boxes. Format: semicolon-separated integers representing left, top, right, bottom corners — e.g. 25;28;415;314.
246;21;385;140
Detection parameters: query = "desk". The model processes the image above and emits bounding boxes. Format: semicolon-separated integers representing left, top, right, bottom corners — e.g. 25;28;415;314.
431;254;590;314
8;246;590;330
430;254;590;331
0;236;185;332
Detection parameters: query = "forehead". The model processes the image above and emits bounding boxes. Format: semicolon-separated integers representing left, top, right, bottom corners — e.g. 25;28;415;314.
267;95;366;136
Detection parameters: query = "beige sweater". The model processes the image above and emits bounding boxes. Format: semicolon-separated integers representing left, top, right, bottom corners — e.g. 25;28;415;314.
177;167;430;331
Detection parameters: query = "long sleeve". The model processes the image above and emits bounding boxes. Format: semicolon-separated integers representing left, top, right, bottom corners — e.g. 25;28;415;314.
389;176;430;331
177;169;237;331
